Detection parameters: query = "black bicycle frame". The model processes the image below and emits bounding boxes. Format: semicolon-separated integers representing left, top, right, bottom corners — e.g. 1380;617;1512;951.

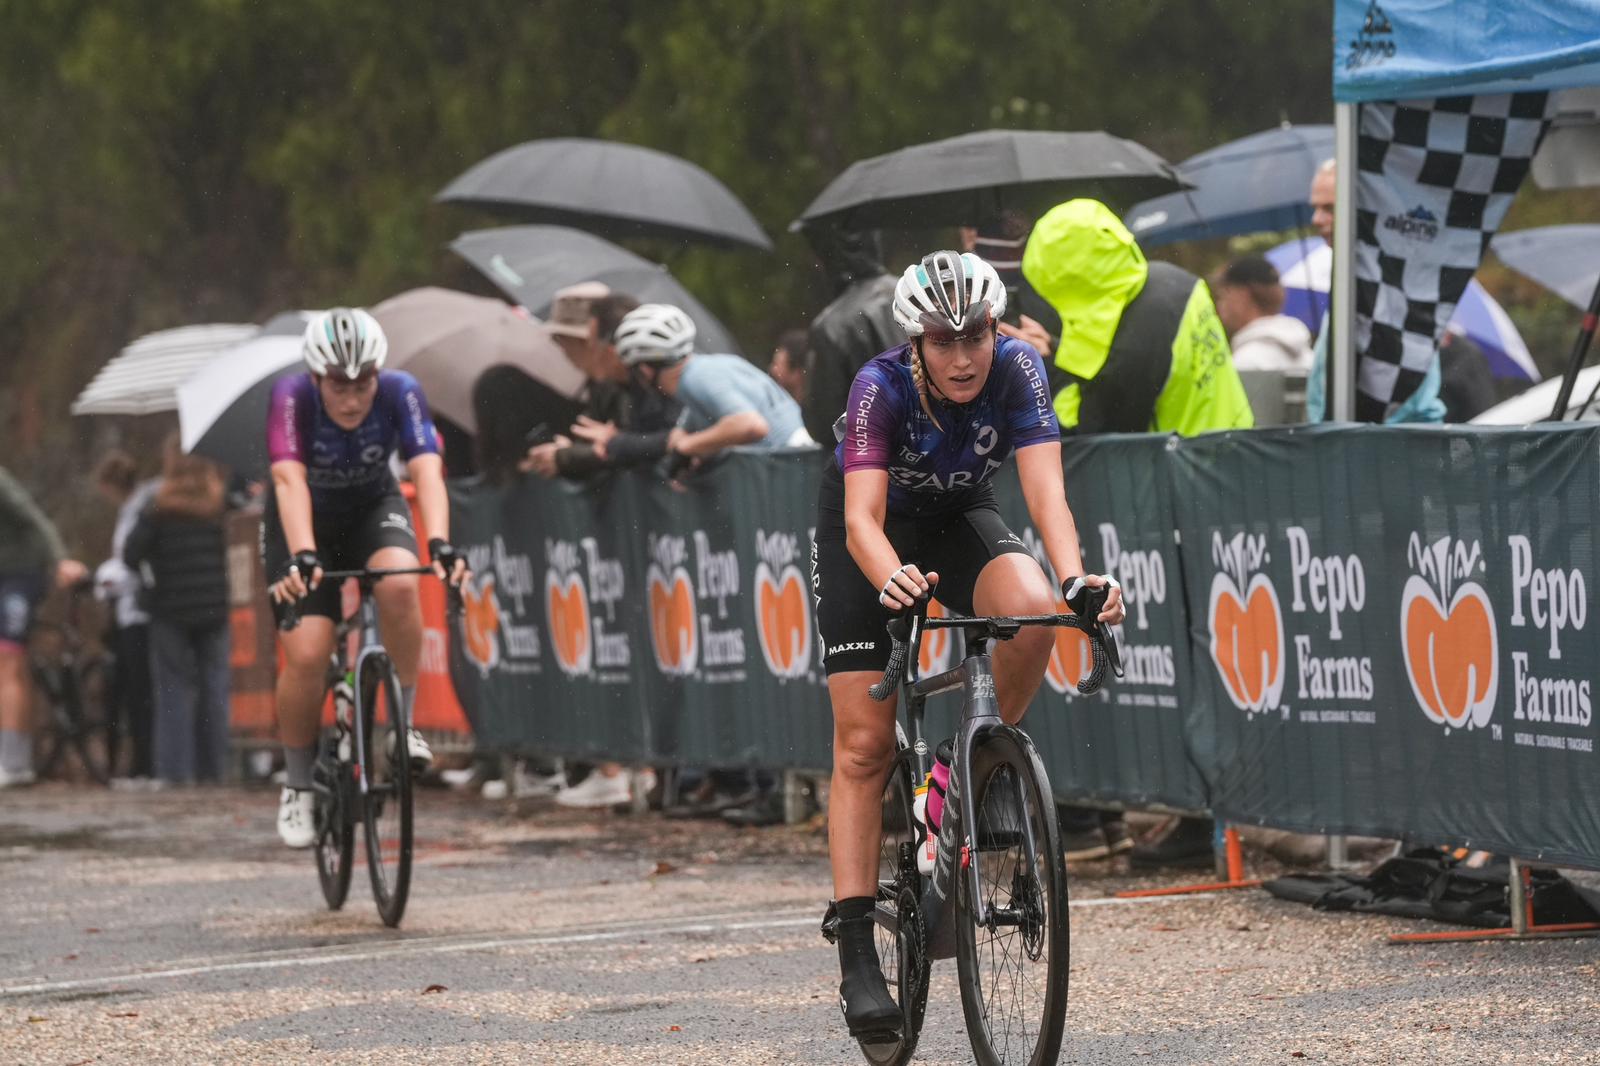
896;612;1046;931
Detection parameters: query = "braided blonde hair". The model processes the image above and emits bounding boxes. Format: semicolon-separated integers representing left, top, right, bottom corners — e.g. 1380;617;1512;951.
908;342;944;432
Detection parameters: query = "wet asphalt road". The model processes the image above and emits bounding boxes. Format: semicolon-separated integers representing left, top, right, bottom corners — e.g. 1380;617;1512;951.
3;784;1600;1065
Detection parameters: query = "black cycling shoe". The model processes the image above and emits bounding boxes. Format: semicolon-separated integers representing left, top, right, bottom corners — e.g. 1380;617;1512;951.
839;966;901;1043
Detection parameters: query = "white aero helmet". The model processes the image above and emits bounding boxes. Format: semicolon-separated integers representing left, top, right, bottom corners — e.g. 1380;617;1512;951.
616;303;697;366
892;250;1008;337
302;307;388;379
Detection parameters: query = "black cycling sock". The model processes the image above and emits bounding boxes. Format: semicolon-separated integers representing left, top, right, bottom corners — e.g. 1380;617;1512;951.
284;745;316;790
835;896;899;1037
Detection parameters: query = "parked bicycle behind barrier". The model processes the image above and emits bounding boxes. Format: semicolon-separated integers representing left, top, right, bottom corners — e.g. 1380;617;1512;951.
279;566;460;928
825;595;1119;1066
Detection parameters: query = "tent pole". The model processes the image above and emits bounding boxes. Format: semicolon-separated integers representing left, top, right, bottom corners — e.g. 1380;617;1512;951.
1548;275;1600;420
1331;103;1358;421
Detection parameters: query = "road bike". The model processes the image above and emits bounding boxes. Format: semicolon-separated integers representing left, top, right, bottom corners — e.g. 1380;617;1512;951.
30;581;116;784
279;566;456;928
827;601;1113;1066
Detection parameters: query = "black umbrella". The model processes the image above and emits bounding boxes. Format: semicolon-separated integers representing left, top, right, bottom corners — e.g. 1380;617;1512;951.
437;138;773;251
450;225;743;356
795;129;1186;231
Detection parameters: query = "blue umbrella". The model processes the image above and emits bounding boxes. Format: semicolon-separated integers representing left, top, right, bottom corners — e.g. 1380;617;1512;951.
1264;239;1539;382
1491;225;1600;310
1125;125;1334;247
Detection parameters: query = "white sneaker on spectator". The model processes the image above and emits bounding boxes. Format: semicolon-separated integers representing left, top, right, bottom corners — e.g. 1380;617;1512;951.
556;770;631;808
0;767;36;789
480;779;509;801
277;787;316;848
440;766;479;789
513;761;566;798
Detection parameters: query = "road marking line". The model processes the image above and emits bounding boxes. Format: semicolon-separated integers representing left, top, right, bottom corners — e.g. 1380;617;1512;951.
0;893;1180;998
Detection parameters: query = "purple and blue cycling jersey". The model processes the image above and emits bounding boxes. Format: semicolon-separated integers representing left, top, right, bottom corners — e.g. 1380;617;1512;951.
266;370;439;509
836;335;1058;514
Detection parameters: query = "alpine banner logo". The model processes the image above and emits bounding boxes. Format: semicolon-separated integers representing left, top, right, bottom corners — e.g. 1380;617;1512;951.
1208;531;1285;717
1401;533;1496;732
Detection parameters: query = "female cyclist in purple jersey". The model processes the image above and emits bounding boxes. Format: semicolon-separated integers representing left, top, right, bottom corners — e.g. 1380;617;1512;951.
262;308;469;849
813;251;1125;1040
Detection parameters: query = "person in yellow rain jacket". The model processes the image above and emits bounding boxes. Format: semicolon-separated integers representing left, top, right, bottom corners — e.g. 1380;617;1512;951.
1021;198;1251;868
1021;198;1253;437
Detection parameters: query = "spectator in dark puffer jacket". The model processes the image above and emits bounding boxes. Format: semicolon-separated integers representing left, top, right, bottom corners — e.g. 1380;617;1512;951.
124;436;232;785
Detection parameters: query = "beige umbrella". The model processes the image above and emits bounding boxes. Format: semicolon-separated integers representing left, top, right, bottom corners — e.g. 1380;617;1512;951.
369;287;586;432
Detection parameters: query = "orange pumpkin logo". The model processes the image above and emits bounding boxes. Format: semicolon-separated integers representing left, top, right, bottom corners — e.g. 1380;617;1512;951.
755;562;810;679
1209;572;1285;715
1044;594;1097;695
461;576;503;675
1401;535;1497;731
918;598;957;676
545;571;591;676
648;564;698;675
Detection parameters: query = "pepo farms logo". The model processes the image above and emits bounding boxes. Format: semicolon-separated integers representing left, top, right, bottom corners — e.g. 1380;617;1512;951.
647;534;698;676
918;597;957;676
545;540;592;676
460;575;503;676
754;529;810;679
1401;534;1496;732
1208;532;1286;717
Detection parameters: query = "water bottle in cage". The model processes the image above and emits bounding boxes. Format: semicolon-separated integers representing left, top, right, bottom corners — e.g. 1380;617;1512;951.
913;739;954;875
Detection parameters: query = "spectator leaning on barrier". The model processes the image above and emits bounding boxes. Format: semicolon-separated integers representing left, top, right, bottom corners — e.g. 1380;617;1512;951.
123;436;233;786
1304;158;1445;424
93;451;159;785
1022;198;1252;867
521;285;683;481
801;226;901;446
618;303;816;470
0;467;87;788
769;328;811;406
1212;256;1314;374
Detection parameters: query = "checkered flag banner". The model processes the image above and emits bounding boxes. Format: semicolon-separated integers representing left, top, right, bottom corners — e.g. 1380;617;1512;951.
1352;92;1553;421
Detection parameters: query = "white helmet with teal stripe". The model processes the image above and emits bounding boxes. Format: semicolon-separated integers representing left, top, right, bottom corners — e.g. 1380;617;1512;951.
302;307;388;379
892;250;1007;337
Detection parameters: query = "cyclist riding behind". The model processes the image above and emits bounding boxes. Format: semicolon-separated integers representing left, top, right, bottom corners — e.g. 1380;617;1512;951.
813;251;1125;1040
264;308;468;848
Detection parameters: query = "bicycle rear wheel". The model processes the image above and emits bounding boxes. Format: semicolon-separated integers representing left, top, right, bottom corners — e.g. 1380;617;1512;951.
359;655;413;927
955;730;1069;1066
859;746;930;1066
313;725;355;911
69;657;116;785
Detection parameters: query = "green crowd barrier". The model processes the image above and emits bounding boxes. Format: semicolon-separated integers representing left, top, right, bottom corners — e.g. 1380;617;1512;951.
447;423;1600;867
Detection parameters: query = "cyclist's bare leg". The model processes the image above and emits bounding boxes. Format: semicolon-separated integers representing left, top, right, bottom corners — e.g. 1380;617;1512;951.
0;645;28;734
827;671;897;900
367;546;422;687
972;553;1057;723
275;618;337;750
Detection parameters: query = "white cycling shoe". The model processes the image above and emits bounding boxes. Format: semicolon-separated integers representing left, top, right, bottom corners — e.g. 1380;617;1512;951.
277;787;316;848
388;728;434;771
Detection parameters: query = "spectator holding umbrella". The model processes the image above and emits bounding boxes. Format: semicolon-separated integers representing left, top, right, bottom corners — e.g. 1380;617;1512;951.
93;451;159;785
801;227;900;446
123;435;233;786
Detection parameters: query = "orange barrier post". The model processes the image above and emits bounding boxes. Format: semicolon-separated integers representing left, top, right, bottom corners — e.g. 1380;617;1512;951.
1389;857;1600;945
1114;823;1264;899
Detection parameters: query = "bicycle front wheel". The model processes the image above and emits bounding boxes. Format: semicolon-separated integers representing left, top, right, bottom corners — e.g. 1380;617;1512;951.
359;656;413;927
955;730;1069;1066
69;656;116;785
313;726;354;911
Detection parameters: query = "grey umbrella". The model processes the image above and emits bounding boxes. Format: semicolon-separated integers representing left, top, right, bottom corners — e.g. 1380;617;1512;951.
437;138;773;251
1492;225;1600;309
795;129;1185;231
450;225;743;356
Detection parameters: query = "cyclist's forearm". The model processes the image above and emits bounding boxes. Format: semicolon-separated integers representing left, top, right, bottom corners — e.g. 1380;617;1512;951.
842;471;905;591
270;461;317;554
407;453;449;543
1017;444;1086;582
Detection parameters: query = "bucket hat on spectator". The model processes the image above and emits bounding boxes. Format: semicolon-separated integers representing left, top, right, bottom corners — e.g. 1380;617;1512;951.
547;281;612;339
